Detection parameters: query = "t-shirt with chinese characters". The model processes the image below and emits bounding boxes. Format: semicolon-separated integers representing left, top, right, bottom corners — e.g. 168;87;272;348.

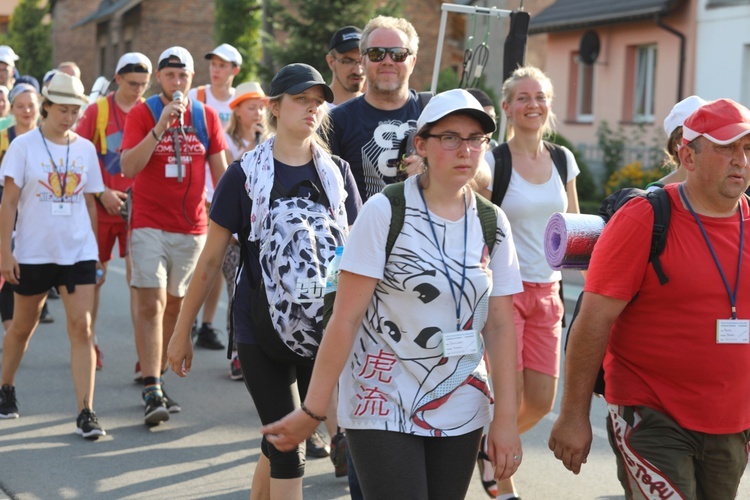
0;129;104;264
120;97;227;235
337;175;523;436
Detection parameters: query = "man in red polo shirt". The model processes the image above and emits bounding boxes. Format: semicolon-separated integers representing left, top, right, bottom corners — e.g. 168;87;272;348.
121;46;227;426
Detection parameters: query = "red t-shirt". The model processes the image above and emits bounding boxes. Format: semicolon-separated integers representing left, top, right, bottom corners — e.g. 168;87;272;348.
120;97;227;234
76;93;135;225
585;184;750;434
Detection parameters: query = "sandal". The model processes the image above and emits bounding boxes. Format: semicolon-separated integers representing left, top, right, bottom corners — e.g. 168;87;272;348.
477;434;498;498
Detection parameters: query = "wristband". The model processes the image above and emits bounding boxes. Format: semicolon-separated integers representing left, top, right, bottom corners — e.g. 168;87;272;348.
300;402;327;422
94;192;103;199
151;128;162;141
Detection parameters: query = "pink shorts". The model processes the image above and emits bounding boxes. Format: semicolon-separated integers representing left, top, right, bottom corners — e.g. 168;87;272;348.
514;281;564;377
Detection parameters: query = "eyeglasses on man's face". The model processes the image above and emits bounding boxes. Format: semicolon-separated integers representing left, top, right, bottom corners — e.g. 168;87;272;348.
363;47;413;63
333;56;363;67
425;133;490;152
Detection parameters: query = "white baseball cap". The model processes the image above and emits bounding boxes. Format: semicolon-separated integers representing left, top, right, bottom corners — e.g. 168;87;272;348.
157;46;194;73
663;95;707;136
115;52;153;75
416;89;496;134
205;43;242;66
0;45;19;67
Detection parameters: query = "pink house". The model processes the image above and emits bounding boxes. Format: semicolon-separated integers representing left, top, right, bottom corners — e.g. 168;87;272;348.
528;0;697;167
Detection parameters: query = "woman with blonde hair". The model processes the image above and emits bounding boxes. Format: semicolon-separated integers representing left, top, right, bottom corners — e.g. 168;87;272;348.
479;66;582;499
168;63;361;499
224;81;266;163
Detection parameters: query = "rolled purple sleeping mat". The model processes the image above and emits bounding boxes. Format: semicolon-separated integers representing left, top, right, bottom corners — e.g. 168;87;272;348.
544;212;606;270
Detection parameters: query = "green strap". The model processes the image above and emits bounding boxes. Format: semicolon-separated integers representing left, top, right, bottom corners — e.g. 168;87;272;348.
474;192;497;254
382;183;406;261
383;182;497;260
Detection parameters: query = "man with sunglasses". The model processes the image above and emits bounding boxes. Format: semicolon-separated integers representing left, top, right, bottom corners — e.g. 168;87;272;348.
75;52;153;372
328;16;423;202
325;26;365;107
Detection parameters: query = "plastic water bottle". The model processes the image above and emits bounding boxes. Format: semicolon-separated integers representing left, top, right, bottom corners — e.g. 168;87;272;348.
325;246;344;294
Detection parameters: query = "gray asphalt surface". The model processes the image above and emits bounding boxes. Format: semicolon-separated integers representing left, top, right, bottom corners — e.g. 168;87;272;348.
0;263;747;499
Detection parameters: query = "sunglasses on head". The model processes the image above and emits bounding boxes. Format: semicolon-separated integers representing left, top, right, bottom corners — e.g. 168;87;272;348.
363;47;413;63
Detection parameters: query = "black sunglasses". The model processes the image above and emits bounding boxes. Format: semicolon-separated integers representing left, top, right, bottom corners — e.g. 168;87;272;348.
363;47;413;63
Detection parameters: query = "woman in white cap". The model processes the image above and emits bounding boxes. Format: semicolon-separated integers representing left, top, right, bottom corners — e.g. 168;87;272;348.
647;95;707;191
0;72;106;440
260;88;523;499
168;63;361;499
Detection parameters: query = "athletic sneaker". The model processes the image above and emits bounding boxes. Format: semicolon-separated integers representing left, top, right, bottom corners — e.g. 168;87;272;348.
133;361;143;383
229;355;243;381
76;408;106;440
194;323;225;350
0;384;19;419
306;429;330;458
94;344;103;371
143;391;170;426
330;431;348;477
161;386;181;414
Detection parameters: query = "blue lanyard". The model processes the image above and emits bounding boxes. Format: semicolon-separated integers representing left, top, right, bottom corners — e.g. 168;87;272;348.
678;184;744;319
417;176;468;330
39;128;70;200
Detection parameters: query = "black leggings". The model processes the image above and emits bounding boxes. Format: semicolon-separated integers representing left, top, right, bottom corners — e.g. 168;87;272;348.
346;427;483;500
237;342;313;479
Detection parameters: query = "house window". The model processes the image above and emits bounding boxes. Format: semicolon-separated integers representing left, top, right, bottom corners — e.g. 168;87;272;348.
576;55;594;122
633;44;657;122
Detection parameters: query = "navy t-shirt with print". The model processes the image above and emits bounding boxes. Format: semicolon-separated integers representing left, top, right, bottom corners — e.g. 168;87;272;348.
328;90;422;201
210;158;361;345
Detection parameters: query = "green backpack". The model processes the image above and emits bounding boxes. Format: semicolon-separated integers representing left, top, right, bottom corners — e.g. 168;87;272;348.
322;181;499;326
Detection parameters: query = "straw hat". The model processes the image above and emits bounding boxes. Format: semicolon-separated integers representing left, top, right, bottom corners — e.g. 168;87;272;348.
230;81;267;109
41;72;88;106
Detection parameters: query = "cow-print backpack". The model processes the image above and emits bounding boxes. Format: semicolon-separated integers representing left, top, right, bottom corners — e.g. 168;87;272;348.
250;165;346;361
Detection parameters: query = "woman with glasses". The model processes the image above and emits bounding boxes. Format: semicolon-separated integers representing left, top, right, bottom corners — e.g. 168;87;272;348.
479;66;582;499
0;73;106;439
262;89;523;499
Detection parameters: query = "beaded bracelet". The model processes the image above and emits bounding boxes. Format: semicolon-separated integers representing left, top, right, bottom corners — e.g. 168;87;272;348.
300;402;327;422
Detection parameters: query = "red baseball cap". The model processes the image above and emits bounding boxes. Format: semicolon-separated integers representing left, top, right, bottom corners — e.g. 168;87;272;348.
682;98;750;146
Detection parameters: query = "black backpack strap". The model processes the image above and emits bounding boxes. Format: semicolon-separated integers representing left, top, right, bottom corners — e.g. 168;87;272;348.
646;188;671;285
417;91;433;111
490;143;513;207
382;182;407;261
474;192;498;254
544;141;568;191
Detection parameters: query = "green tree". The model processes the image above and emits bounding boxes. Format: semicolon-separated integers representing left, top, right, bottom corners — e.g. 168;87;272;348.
1;0;52;83
215;0;263;82
263;0;401;81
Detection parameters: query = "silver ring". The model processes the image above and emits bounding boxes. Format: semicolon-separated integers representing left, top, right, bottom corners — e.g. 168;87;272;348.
513;454;521;461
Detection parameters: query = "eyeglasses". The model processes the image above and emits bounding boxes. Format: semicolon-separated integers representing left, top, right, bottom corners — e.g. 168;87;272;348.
333;56;363;67
122;79;150;90
425;134;489;152
363;47;413;63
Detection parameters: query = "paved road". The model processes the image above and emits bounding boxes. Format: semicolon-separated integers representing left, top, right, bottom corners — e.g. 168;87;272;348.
0;264;748;499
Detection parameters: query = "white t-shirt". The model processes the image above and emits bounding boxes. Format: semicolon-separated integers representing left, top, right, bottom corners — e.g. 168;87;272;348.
188;84;234;130
0;129;104;264
485;145;580;283
224;131;250;163
337;175;523;436
189;84;235;202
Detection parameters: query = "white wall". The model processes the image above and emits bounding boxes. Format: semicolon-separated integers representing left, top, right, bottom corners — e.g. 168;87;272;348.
695;0;750;105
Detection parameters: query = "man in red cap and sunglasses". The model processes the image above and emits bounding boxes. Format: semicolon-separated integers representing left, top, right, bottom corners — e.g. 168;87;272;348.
327;15;425;202
550;98;750;499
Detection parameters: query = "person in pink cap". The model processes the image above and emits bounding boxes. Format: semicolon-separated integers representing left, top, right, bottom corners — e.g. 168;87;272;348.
550;98;750;499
